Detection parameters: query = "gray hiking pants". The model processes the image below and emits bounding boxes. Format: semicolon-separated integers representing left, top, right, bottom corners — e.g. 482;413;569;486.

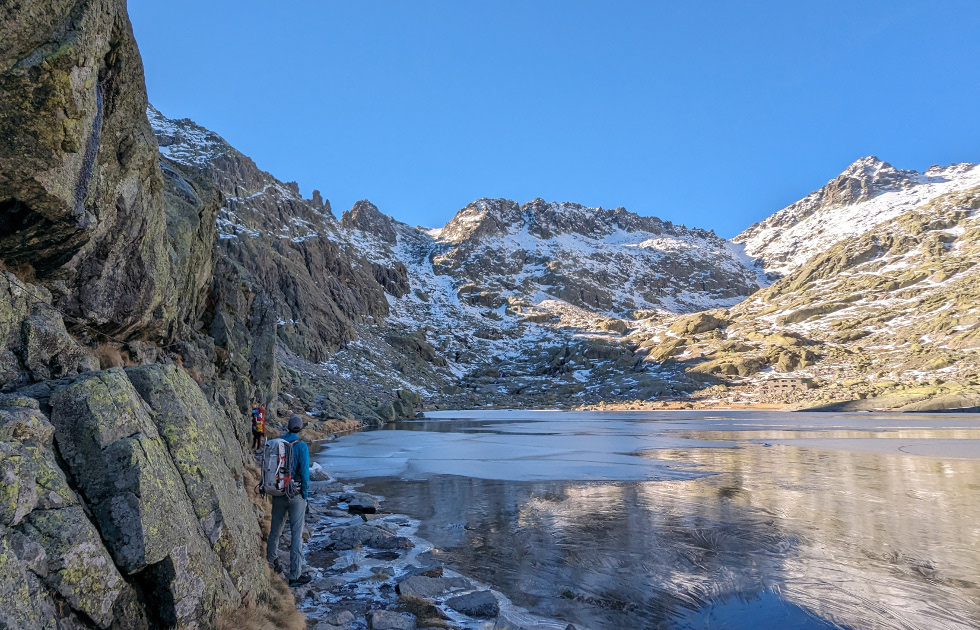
267;494;307;581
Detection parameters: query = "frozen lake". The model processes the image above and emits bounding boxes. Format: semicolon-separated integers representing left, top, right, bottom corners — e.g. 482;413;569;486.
318;410;980;629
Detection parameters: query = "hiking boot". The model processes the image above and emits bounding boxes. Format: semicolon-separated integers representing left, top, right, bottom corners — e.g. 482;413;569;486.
288;574;312;587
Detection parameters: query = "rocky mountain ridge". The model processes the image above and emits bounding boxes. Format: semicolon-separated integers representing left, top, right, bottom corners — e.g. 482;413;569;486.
145;105;980;413
732;156;980;278
145;106;770;411
432;196;759;313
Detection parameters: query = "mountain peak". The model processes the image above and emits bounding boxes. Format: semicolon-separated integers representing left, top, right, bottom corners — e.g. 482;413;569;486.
824;156;918;206
341;199;397;244
840;155;888;177
147;105;230;167
732;156;980;278
438;198;522;244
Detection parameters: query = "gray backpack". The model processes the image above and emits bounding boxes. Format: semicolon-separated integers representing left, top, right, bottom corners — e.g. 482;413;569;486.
259;438;299;498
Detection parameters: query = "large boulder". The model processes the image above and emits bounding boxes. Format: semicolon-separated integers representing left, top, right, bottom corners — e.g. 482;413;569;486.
0;398;148;630
446;590;500;618
328;524;415;551
48;369;239;627
125;364;269;600
395;575;471;599
0;0;175;337
669;312;730;336
598;318;629;334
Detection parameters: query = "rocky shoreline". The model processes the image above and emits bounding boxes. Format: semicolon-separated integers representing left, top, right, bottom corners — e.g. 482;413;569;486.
274;466;576;630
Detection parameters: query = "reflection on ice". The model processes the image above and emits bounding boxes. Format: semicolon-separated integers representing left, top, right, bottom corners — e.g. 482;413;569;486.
672;591;843;629
323;425;734;481
319;411;980;629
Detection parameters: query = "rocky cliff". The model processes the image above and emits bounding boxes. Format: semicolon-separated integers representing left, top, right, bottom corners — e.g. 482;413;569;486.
0;3;302;629
145;108;436;422
0;0;217;340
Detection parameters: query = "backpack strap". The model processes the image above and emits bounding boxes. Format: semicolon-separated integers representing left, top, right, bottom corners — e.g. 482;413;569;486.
282;435;303;498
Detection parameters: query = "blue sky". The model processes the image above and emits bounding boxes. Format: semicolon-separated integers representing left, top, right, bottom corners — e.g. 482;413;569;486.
130;1;980;237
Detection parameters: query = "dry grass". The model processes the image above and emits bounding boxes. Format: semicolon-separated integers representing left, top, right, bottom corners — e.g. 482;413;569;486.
0;261;37;283
93;343;134;369
399;594;451;628
243;463;272;540
216;568;306;630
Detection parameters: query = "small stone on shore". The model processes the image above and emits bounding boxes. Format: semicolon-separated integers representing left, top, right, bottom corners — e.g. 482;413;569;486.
367;609;416;629
345;492;380;513
446;590;500;618
396;575;471;599
320;610;356;626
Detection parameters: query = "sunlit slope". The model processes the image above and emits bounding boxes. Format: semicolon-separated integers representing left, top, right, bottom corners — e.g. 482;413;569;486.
637;184;980;409
732;156;980;279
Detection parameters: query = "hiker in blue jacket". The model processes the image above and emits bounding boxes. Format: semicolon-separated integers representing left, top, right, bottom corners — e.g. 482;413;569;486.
266;414;312;586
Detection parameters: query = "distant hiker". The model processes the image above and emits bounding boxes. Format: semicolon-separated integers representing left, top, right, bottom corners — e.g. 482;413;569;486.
262;414;312;586
251;404;265;451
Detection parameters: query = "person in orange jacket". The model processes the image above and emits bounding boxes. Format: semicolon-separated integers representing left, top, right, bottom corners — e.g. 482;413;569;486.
251;404;266;451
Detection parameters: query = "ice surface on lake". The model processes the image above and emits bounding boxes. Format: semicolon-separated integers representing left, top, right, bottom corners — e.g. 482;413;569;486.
323;410;980;482
322;414;736;482
318;410;980;629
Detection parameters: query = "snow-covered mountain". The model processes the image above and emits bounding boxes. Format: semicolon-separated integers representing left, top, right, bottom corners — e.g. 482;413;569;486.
632;179;980;411
148;105;980;413
431;197;759;314
147;106;755;410
732;156;980;278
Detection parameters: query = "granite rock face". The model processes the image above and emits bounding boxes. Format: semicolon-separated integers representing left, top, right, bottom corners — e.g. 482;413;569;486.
147;107;391;365
0;3;288;629
0;272;98;390
160;157;222;334
48;369;240;627
0;0;174;337
0;397;148;630
0;366;279;629
125;365;269;600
